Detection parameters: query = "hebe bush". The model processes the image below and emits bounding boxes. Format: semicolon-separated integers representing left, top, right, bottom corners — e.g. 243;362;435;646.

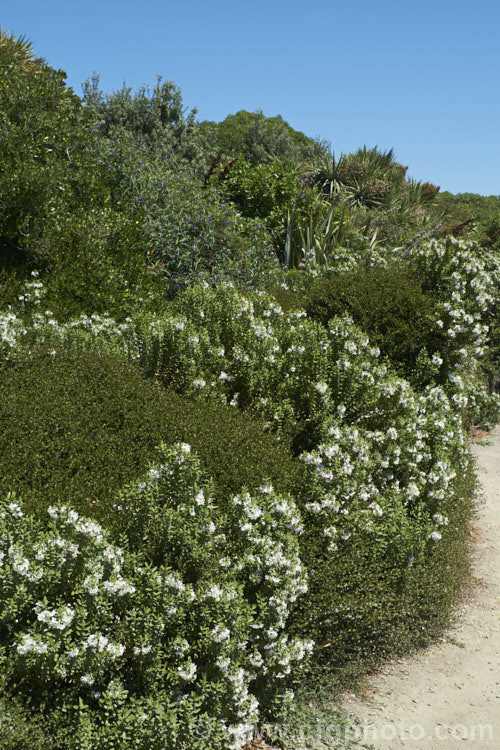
0;445;310;749
0;264;490;696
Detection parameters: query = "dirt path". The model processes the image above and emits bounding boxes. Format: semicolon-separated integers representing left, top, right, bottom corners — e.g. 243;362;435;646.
342;428;500;749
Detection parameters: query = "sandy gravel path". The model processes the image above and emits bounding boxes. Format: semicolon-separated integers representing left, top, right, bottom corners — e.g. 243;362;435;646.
342;427;500;749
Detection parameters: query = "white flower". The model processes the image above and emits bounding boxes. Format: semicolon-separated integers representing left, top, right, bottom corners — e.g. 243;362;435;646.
163;574;185;592
103;578;136;596
211;625;231;642
203;584;224;601
36;604;75;630
8;502;23;518
344;341;358;355
133;645;152;656
9;547;30;576
106;642;125;659
85;634;109;651
16;634;48;656
429;531;442;542
259;483;273;494
193;378;206;388
178;661;197;682
315;382;328;395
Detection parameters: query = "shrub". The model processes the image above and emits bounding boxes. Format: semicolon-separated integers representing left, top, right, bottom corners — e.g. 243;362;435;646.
219;157;316;254
0;279;485;700
303;264;442;380
0;345;303;528
199;109;326;166
87;130;283;294
0;445;310;749
0;30;91;264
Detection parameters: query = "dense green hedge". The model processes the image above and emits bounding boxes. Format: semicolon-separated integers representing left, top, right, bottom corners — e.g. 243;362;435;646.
303;264;442;381
0;345;302;529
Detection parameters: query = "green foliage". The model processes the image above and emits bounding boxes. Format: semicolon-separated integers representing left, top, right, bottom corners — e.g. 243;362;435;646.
436;191;500;243
0;30;168;321
2;24;500;747
199;109;327;165
284;200;368;270
305;146;442;249
0;451;309;748
83;75;194;144
218;157;319;256
87;125;283;293
303;265;441;380
0;345;302;526
0;29;91;266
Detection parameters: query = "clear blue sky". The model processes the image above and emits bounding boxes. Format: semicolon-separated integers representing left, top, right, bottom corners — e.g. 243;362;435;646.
3;0;500;195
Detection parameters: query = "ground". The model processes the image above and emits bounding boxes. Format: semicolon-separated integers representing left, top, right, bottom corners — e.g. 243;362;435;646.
341;427;500;749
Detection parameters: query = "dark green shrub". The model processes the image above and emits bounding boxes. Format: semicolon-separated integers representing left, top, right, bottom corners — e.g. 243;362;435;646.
0;30;91;264
304;265;444;380
0;345;303;528
198;109;326;166
0;670;71;750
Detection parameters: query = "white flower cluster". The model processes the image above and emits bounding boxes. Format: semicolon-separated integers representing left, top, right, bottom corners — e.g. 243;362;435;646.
36;603;75;630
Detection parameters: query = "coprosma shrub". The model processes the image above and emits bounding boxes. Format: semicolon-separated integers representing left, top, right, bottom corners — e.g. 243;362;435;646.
303;264;443;380
0;345;303;527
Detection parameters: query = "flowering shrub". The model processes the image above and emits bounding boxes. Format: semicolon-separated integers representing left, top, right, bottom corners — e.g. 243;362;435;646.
0;244;495;696
404;236;500;425
0;445;310;749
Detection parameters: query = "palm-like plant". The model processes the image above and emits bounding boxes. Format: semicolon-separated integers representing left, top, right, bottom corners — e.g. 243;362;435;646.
0;28;39;72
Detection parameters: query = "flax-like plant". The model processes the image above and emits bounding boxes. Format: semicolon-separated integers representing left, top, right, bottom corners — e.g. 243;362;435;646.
284;197;379;270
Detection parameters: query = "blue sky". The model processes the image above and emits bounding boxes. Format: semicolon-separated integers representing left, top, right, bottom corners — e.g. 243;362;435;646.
3;0;500;195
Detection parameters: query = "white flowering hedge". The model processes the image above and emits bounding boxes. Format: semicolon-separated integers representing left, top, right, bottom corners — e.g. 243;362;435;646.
0;445;311;750
1;235;499;744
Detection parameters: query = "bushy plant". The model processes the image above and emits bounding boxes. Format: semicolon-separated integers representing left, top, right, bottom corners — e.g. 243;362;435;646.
0;30;91;266
0;31;168;322
87;132;282;293
0;265;487;706
217;157;316;252
0;343;302;530
0;445;310;749
198;109;327;166
303;264;442;380
82;74;205;167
